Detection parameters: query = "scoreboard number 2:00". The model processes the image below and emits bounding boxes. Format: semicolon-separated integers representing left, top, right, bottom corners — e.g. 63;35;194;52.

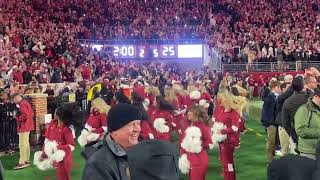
113;46;135;57
112;45;176;58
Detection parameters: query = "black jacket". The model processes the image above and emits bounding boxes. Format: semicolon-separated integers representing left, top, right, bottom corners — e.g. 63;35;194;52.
282;91;309;142
268;141;320;180
261;92;278;127
267;154;316;180
275;85;294;126
127;140;179;180
82;134;129;180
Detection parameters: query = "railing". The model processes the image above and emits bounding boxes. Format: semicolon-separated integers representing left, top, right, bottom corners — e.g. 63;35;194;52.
223;61;320;72
0;103;19;151
77;38;205;45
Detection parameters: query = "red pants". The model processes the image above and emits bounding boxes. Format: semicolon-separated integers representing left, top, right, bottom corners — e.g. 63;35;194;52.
219;143;236;180
55;159;72;180
188;151;209;180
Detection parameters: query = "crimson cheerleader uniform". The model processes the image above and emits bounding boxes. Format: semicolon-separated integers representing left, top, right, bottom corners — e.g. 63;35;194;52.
139;120;154;140
150;109;175;142
179;121;213;180
215;109;241;180
85;111;107;137
45;120;75;180
78;111;107;146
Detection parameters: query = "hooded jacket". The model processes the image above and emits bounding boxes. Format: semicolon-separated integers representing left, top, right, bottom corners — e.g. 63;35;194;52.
295;99;320;155
82;134;129;180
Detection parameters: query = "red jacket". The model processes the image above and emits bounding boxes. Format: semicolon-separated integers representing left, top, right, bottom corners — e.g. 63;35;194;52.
150;109;175;142
16;100;34;133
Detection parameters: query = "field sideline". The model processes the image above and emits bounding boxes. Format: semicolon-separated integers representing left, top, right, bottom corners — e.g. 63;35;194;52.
1;100;266;180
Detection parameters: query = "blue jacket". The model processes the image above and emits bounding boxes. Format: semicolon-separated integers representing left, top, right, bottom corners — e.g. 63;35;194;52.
261;92;278;127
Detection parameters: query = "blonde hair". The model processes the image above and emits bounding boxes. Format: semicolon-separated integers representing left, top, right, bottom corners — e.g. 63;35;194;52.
91;97;111;114
146;86;160;96
218;91;248;117
172;84;187;96
187;84;197;93
217;78;248;117
164;88;177;103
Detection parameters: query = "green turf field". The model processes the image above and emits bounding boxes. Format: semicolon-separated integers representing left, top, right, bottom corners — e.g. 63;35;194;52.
1;100;266;180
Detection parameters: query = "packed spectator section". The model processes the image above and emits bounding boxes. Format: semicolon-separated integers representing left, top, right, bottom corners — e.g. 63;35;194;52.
0;0;319;88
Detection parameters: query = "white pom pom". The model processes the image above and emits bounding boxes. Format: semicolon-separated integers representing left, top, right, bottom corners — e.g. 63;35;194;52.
51;150;65;163
78;129;90;147
211;122;227;143
209;144;215;150
179;154;190;174
33;151;43;167
33;151;53;171
44;140;58;157
190;90;201;100
153;118;170;133
181;126;202;153
86;132;100;142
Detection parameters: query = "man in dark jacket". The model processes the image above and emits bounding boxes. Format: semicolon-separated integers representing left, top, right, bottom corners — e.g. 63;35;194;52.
261;80;281;163
127;140;179;180
275;82;292;156
267;140;320;180
282;76;309;150
82;103;143;180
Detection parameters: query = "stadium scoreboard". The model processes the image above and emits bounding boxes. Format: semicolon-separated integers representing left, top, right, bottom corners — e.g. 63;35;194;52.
90;44;203;59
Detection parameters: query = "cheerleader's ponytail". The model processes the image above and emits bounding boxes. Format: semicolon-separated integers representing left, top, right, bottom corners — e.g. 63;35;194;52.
55;102;85;130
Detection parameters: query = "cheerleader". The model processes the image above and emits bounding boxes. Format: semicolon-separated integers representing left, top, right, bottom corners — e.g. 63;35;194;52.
213;86;244;180
33;103;81;180
165;87;186;132
179;105;214;180
197;83;213;113
77;97;110;147
145;85;161;115
131;90;154;140
150;96;176;142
